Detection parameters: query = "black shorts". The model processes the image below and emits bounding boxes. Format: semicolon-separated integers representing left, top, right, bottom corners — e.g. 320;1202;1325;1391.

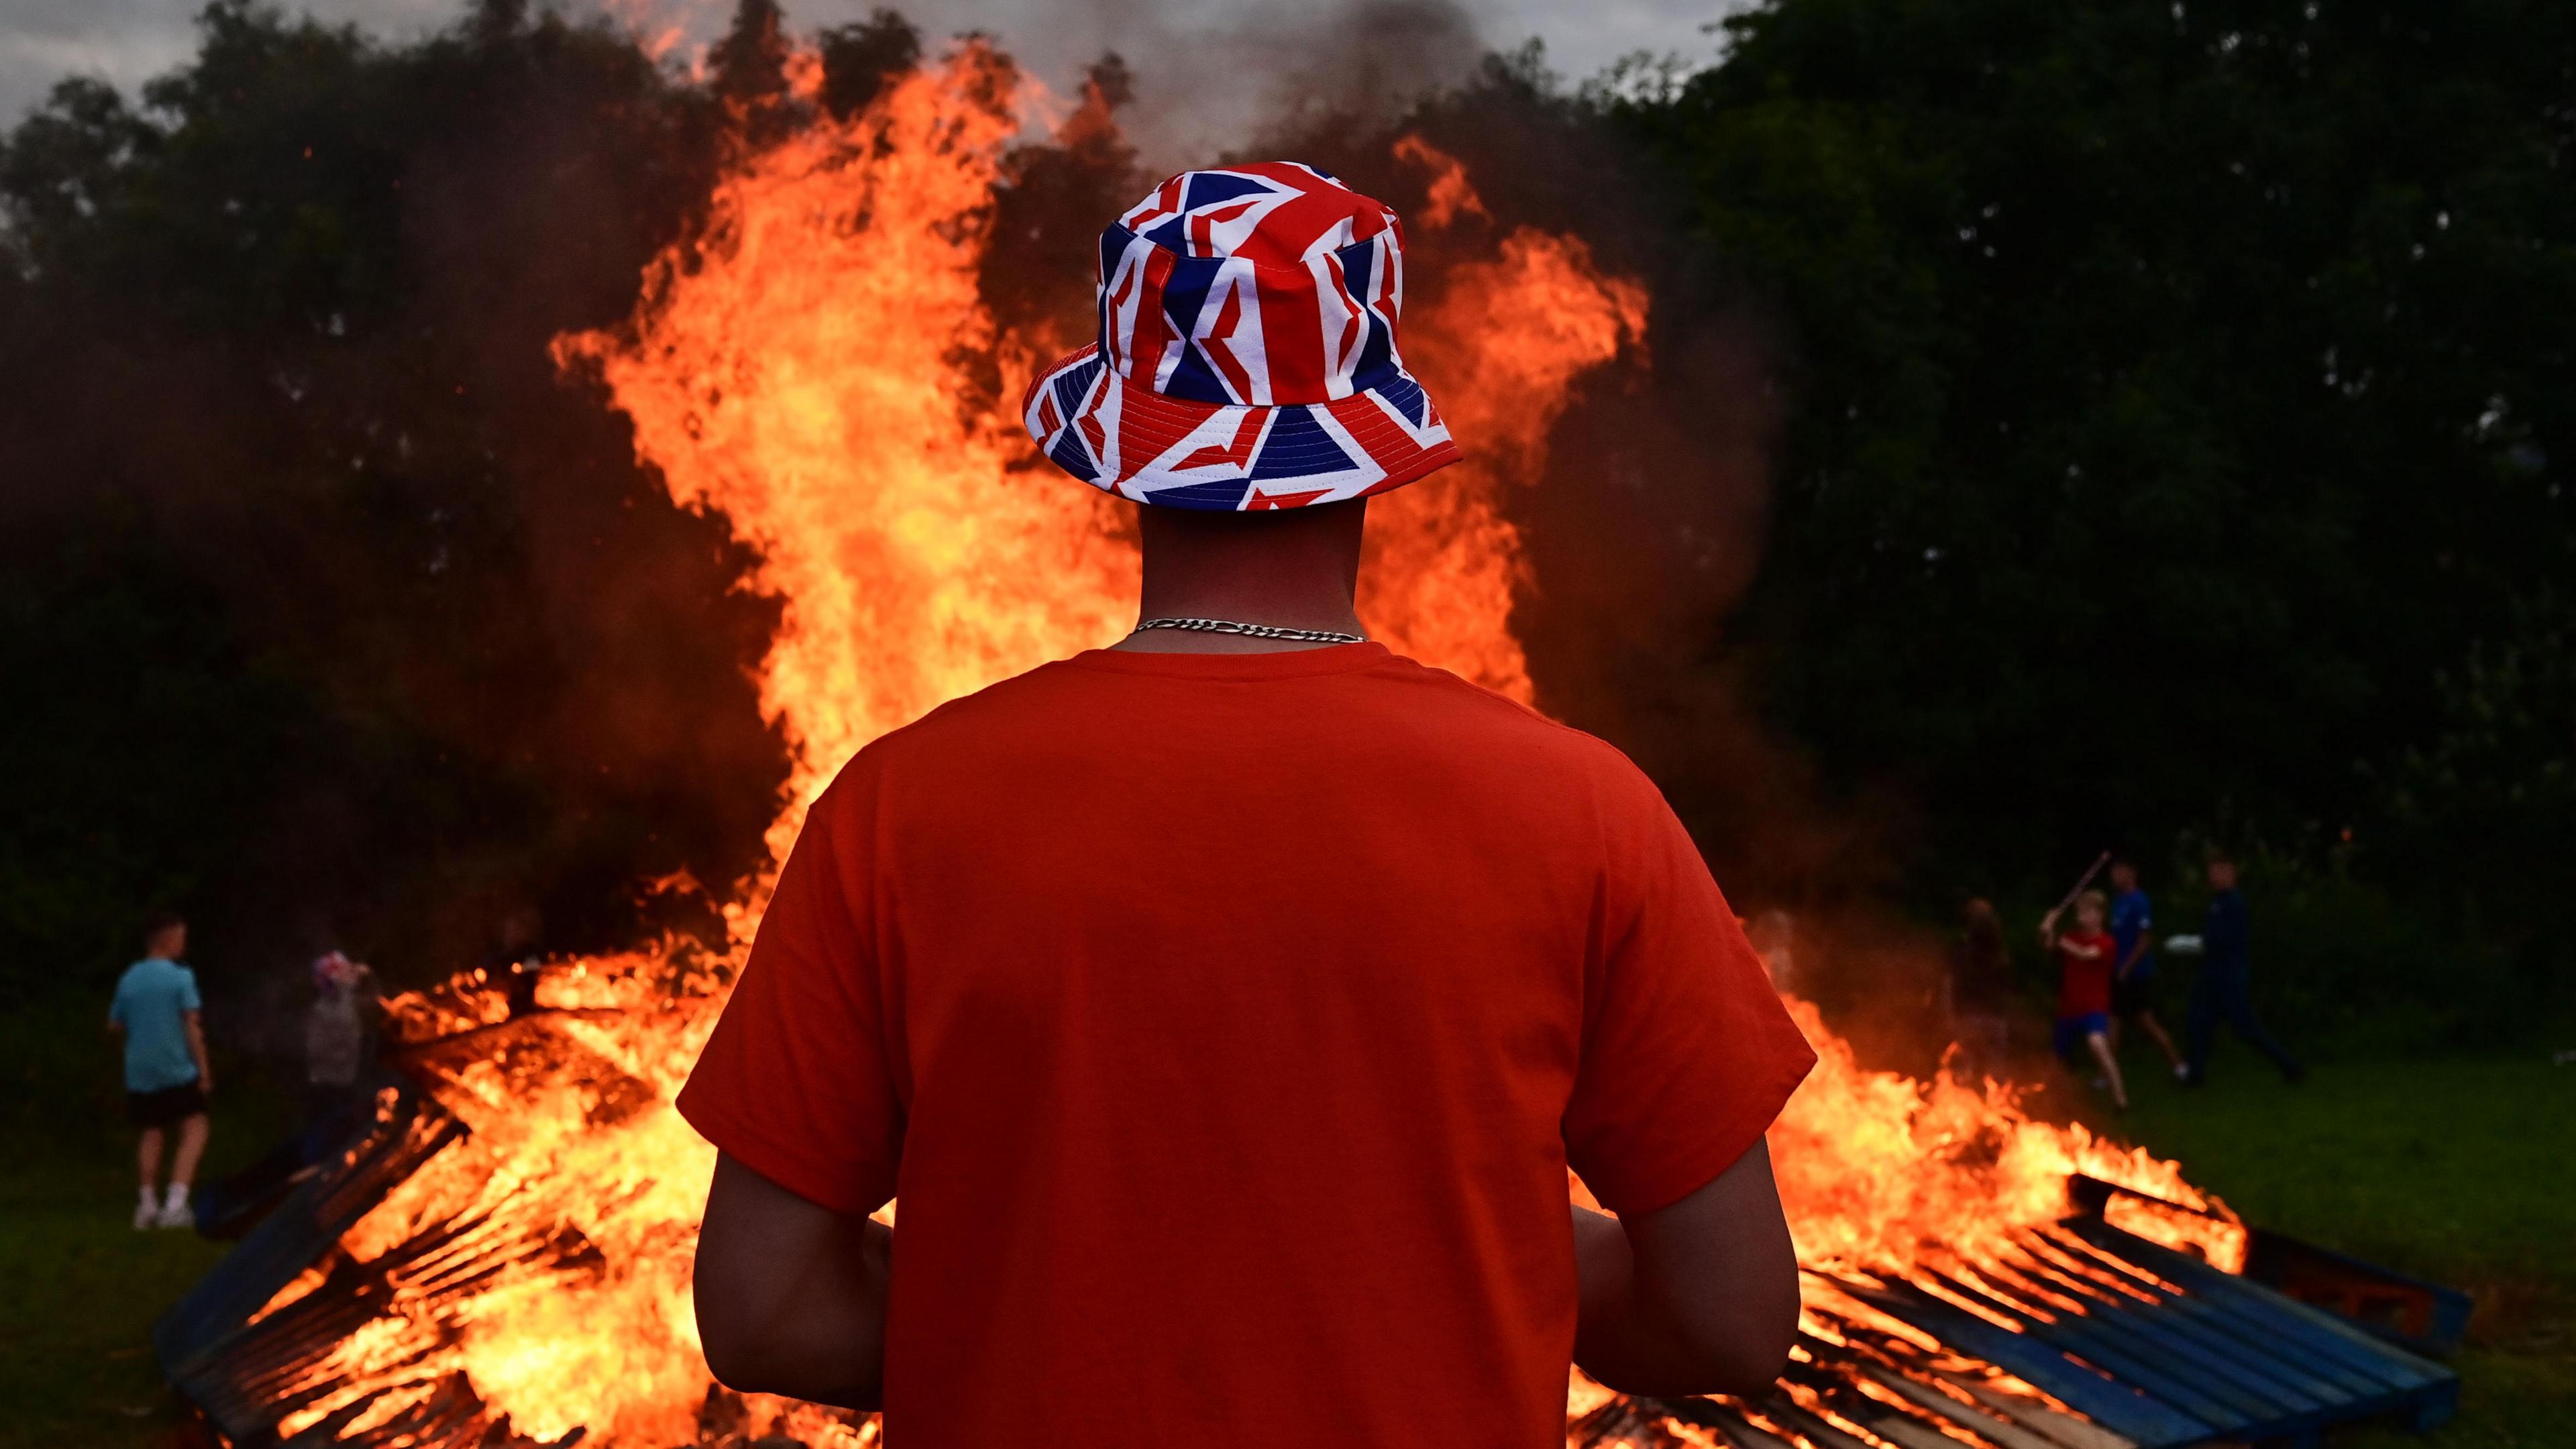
127;1081;207;1129
2113;970;2161;1019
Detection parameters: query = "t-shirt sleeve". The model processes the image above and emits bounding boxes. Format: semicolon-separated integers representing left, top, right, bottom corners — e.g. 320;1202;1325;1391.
178;970;202;1013
676;771;904;1216
1562;757;1817;1217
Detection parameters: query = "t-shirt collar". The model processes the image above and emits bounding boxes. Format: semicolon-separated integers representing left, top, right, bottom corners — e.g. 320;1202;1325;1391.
1062;641;1394;680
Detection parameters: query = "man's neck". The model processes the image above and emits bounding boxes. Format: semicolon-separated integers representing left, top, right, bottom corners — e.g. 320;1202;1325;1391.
1113;499;1368;654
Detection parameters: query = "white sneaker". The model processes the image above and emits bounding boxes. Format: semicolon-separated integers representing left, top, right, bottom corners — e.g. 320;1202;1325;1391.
156;1189;194;1230
2174;1063;2192;1083
133;1193;160;1231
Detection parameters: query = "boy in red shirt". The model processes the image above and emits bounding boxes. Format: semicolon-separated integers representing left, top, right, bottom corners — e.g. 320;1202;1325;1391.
2042;889;2127;1110
676;165;1817;1448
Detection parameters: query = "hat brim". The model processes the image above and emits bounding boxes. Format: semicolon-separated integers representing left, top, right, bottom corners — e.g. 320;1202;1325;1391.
1021;344;1461;511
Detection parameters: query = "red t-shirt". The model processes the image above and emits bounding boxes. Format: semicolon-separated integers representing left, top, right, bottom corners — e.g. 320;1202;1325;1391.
2055;928;2116;1018
677;642;1815;1448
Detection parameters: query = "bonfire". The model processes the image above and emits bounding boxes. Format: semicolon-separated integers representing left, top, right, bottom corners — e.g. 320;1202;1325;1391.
239;47;2243;1448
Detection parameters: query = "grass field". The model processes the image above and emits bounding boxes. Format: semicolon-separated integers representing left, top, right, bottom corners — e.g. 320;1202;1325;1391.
0;1042;292;1449
3;1012;2567;1448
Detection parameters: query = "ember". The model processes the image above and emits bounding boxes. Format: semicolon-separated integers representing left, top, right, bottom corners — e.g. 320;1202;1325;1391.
160;42;2347;1449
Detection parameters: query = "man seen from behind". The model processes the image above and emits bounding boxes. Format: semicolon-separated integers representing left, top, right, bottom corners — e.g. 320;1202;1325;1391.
678;163;1818;1447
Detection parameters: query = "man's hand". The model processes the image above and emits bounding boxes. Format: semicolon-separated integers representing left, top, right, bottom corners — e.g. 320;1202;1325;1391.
693;1153;893;1411
1570;1140;1802;1398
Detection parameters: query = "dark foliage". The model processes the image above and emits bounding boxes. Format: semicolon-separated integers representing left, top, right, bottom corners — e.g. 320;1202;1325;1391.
0;0;786;996
1607;0;2576;1033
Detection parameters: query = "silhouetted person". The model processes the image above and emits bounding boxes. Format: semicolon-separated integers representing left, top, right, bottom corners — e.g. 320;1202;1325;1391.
108;912;211;1230
304;951;376;1149
1948;898;2012;1080
2183;853;2305;1086
490;906;545;1018
2106;860;2186;1079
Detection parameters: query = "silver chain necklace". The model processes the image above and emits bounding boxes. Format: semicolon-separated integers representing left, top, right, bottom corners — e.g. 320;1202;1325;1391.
1132;616;1366;645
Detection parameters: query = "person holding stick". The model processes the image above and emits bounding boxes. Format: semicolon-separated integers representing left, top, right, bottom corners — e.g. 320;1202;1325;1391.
676;164;1818;1446
2042;887;2128;1111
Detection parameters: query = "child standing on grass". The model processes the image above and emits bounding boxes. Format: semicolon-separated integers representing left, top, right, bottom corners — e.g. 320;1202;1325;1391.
2042;890;2127;1110
107;912;213;1230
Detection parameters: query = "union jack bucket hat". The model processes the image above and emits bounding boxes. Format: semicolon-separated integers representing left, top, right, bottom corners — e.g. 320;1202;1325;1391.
1021;162;1460;511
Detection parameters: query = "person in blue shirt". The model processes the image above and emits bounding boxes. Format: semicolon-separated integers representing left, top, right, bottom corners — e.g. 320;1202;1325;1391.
2106;860;2186;1081
107;912;213;1230
2182;853;2306;1087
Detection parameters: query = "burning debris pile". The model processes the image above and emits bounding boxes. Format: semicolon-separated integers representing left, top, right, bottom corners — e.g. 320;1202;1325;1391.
152;41;2451;1449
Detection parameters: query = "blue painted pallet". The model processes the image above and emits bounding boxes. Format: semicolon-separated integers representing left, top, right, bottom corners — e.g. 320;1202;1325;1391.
1834;1218;2457;1448
154;1070;470;1444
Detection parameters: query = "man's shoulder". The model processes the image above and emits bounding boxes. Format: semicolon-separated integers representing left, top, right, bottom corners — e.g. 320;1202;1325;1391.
881;649;1616;747
827;649;1642;793
1312;651;1656;788
114;959;188;1004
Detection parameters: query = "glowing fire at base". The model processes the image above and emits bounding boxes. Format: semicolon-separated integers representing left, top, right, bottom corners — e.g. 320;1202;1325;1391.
257;48;2243;1447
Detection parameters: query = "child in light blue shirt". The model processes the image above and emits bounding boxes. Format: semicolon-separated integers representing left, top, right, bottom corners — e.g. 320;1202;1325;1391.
107;914;211;1229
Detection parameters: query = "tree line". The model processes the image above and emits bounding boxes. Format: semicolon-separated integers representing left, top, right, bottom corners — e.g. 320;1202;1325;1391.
1;0;2566;1044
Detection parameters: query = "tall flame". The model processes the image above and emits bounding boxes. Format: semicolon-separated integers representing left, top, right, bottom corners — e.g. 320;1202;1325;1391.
267;52;2236;1447
556;42;1134;872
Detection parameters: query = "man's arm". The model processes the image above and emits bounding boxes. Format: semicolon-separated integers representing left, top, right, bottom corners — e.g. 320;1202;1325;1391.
693;1152;892;1409
1571;1140;1801;1397
183;1009;213;1093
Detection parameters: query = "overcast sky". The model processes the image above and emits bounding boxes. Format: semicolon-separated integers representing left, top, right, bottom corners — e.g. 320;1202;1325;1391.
2;0;1746;155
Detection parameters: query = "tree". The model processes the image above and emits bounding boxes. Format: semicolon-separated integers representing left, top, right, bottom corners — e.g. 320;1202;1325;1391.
1610;1;2573;1011
0;0;783;987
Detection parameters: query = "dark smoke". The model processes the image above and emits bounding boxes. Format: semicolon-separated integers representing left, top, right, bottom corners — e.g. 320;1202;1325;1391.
1226;49;1900;912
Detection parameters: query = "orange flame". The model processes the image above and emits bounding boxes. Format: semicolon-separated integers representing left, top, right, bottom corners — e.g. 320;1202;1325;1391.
1392;133;1491;229
555;40;1133;870
280;49;2235;1445
1768;998;2243;1275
